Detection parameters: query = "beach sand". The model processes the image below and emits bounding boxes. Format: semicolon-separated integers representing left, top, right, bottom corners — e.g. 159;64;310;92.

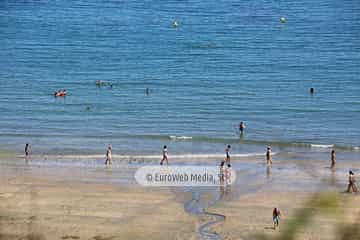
0;174;198;240
209;191;360;240
1;156;360;240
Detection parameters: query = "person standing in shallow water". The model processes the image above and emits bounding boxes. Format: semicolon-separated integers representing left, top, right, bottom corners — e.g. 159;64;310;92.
331;149;336;169
219;161;225;184
266;146;272;165
225;164;232;185
105;145;112;165
24;143;30;159
239;121;245;135
160;145;168;165
225;145;231;164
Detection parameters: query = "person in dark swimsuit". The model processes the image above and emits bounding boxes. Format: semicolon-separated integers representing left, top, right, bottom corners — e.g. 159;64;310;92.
331;149;336;169
239;122;245;135
266;146;272;165
160;145;168;165
25;143;30;159
105;145;112;165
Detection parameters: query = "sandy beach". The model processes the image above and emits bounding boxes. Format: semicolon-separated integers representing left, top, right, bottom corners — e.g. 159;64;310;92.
1;154;360;240
2;0;360;239
0;167;198;240
210;191;360;240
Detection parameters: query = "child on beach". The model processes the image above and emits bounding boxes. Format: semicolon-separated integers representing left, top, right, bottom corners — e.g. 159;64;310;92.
105;145;112;165
225;145;231;164
347;171;358;193
266;146;272;165
160;145;168;165
331;149;336;168
25;143;30;159
273;207;281;229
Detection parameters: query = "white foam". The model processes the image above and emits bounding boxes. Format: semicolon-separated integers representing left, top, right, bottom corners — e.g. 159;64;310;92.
310;144;334;148
169;135;193;140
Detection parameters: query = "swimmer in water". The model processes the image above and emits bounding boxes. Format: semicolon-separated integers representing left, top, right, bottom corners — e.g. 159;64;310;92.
145;88;150;95
225;145;231;164
105;145;112;165
310;87;314;94
160;145;168;165
266;146;272;165
54;89;67;97
331;149;336;169
96;80;104;86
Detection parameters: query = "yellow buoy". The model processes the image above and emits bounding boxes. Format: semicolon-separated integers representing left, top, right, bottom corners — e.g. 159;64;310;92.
280;16;286;23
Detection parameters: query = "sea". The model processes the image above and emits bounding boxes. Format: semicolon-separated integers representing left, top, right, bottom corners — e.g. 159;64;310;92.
0;0;359;161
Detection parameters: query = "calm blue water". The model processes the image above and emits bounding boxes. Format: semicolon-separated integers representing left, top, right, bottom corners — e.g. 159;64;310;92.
0;0;359;157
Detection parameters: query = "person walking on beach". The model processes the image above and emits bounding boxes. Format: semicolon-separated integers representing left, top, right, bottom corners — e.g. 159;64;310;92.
219;161;225;184
225;164;232;185
225;145;231;164
25;143;30;159
160;145;168;165
330;149;336;169
266;146;272;165
273;207;281;229
347;171;358;193
239;122;245;135
105;145;112;165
